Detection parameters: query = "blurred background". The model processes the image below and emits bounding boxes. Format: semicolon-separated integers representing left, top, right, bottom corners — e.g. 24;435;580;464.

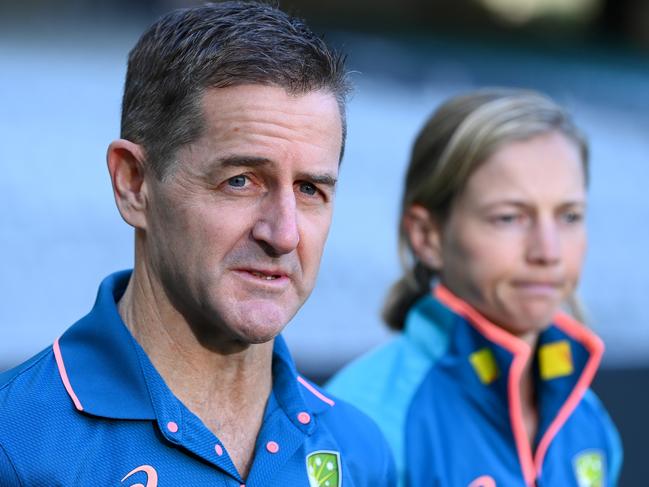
1;0;647;484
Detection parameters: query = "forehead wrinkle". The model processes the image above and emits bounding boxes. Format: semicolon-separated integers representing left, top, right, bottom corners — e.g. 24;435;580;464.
206;96;341;146
194;87;343;174
216;116;337;150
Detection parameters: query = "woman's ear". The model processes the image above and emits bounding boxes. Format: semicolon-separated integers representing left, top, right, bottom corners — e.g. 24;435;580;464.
403;204;444;270
106;139;149;230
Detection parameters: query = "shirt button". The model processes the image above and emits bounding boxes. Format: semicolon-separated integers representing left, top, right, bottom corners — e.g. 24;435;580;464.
166;421;179;433
215;444;223;456
297;412;311;424
266;440;279;453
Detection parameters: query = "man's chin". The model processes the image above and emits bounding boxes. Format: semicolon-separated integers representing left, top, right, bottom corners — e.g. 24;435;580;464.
237;316;291;343
193;324;281;354
227;302;297;343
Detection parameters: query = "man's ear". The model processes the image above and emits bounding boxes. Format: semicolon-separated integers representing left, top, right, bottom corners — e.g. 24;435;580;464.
403;204;443;270
107;139;149;230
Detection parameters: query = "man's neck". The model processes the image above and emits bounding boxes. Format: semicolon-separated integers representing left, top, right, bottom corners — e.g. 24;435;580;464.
118;264;274;479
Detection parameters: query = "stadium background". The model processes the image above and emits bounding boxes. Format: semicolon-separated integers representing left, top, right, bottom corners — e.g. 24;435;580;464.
1;0;647;484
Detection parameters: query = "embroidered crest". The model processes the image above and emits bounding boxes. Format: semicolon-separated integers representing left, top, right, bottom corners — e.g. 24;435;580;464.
306;450;341;487
574;450;605;487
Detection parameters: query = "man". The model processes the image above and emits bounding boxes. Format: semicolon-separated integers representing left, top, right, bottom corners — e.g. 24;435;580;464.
0;3;396;485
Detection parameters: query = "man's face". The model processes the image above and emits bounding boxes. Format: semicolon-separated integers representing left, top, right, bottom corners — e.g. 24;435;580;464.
143;85;342;346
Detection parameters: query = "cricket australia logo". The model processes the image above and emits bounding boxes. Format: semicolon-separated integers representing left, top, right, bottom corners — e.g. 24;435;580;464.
573;450;605;487
306;450;341;487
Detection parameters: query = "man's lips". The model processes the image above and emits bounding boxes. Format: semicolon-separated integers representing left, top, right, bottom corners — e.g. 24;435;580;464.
233;268;291;281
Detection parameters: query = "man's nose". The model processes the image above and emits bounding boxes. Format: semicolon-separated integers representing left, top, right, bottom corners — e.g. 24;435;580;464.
526;218;561;265
252;190;300;256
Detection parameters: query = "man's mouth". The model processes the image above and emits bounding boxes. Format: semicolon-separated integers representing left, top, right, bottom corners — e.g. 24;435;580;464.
249;271;281;280
234;267;290;282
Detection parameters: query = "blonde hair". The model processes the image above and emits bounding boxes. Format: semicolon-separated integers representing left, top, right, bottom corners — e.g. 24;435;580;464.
383;88;589;330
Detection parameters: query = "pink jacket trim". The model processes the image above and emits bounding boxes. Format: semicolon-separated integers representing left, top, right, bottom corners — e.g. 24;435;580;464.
435;285;534;485
297;375;335;406
53;337;84;411
533;313;603;475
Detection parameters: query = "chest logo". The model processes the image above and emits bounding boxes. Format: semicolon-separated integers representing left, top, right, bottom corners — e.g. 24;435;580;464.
574;450;605;487
306;450;341;487
121;465;159;487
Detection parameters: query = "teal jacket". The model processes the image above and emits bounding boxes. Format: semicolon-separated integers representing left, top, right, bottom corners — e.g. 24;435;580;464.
327;285;622;486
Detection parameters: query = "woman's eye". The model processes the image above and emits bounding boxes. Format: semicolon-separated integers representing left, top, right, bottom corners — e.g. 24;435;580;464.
299;182;318;196
227;175;247;188
494;214;521;224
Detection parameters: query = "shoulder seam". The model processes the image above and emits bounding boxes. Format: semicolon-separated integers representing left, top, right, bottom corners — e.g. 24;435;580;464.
0;348;53;394
0;440;24;487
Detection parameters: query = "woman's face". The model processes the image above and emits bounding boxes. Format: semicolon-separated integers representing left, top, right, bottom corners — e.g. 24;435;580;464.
434;131;587;342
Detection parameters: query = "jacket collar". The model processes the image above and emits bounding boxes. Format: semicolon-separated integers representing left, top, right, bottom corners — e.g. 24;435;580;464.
429;283;604;485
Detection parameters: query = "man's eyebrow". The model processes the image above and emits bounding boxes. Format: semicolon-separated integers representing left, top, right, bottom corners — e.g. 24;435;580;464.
216;155;272;168
298;172;338;187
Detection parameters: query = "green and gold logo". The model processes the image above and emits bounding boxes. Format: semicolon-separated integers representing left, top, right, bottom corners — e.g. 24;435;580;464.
306;450;341;487
574;450;605;487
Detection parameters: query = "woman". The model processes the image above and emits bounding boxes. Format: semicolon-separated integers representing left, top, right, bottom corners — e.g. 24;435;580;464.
327;89;622;486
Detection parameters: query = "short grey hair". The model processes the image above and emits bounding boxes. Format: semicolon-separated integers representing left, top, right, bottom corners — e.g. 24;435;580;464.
121;1;351;179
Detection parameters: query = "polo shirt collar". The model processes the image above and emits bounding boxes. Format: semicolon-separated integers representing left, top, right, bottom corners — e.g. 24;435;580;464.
55;270;155;419
54;271;327;432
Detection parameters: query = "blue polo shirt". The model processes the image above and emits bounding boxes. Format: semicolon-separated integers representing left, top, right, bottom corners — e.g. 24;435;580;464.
0;271;396;486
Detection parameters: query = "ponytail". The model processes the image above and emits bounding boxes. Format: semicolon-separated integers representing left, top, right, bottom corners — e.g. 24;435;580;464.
382;261;435;331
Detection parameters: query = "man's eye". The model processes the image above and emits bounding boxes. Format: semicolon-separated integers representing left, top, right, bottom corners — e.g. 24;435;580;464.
299;182;318;196
562;211;584;224
227;175;247;187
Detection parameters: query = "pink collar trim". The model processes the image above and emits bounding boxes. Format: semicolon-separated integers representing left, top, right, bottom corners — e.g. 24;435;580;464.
53;337;84;412
434;284;603;486
297;375;335;407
